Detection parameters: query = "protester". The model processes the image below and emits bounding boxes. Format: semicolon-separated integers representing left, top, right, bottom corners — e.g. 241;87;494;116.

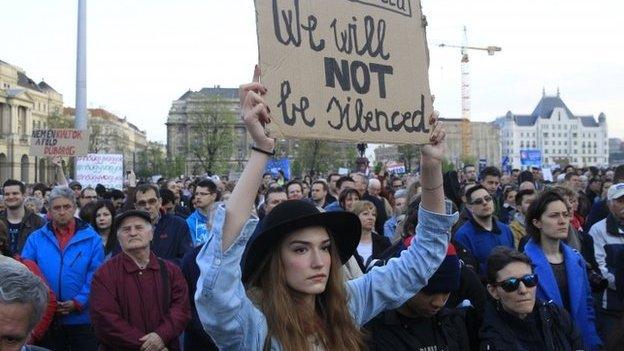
90;200;118;259
285;180;304;200
500;186;517;224
359;174;389;237
454;184;514;278
194;73;455;350
479;166;502;217
364;246;470;351
523;190;602;349
462;164;477;185
309;180;328;208
509;189;536;248
383;189;407;240
90;210;191;351
134;184;192;265
186;179;219;247
76;187;98;217
163;179;191;219
351;200;391;271
1;179;45;256
21;186;104;350
589;183;624;341
326;173;341;203
323;176;356;212
0;258;52;351
480;247;584;350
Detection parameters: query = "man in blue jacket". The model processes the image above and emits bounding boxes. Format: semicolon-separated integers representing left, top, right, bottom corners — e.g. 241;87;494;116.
21;186;104;351
454;184;514;278
186;179;219;247
134;184;192;265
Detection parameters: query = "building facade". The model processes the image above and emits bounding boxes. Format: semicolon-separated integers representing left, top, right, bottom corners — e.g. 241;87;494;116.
374;117;502;169
495;92;608;169
166;87;248;176
63;108;148;171
609;138;624;166
0;59;64;183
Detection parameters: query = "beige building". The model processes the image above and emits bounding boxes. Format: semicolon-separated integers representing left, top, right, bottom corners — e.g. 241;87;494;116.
63;107;148;171
166;87;249;175
0;59;64;183
374;117;502;169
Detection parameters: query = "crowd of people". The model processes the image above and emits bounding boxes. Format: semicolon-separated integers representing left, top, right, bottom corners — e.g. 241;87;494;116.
1;74;624;351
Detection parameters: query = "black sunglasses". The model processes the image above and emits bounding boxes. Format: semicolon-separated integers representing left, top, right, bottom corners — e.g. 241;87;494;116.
495;274;538;292
470;195;493;205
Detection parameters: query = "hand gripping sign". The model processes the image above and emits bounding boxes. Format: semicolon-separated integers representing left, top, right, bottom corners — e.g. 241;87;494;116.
255;0;433;144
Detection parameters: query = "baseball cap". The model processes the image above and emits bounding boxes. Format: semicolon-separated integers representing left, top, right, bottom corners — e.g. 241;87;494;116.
607;183;624;201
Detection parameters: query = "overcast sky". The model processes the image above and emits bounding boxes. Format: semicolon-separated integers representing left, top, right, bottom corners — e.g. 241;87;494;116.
2;0;622;147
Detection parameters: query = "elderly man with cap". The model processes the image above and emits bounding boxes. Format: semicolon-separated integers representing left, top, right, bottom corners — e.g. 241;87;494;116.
0;257;52;351
588;182;624;340
364;245;470;351
90;209;191;351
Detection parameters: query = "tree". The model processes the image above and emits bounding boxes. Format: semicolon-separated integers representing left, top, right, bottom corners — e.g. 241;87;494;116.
188;96;236;175
397;144;420;173
87;123;104;153
292;140;357;178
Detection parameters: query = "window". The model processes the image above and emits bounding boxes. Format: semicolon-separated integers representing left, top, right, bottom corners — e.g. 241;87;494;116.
545;140;549;145
544;133;549;137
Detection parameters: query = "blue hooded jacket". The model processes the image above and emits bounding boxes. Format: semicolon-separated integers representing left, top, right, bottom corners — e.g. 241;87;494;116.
21;219;104;326
524;239;602;350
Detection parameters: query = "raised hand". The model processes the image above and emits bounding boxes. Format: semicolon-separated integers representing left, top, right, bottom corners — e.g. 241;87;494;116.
239;65;274;152
421;111;446;163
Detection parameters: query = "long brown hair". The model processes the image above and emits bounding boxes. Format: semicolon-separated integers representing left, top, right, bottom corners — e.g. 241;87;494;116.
247;230;365;350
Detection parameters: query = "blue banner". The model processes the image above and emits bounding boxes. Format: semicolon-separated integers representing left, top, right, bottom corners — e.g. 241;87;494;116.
520;149;542;167
265;158;291;180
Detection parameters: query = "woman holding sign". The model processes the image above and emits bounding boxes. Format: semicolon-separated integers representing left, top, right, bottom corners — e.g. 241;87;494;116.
195;67;456;350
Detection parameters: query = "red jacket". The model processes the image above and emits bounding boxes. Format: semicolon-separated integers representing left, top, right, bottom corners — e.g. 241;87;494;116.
18;257;57;343
90;252;191;351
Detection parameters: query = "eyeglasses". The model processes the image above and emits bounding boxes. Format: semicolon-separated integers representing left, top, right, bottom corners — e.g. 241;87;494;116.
470;195;493;205
51;204;73;212
135;198;159;207
495;274;538;292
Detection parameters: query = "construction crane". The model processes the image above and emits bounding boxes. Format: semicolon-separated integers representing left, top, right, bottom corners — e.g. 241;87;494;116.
438;27;501;160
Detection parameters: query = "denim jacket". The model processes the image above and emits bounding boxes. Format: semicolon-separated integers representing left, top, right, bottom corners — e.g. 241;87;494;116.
195;202;458;350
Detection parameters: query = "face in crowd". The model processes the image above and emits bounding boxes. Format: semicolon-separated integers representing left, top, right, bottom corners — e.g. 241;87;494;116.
357;206;376;233
487;260;537;319
265;192;287;215
117;216;153;252
95;206;113;232
50;196;76;227
79;188;98;208
3;185;24;211
279;226;332;296
194;186;217;210
467;188;494;220
287;183;303;200
463;166;477;183
481;175;500;195
532;200;570;241
134;188;161;222
310;183;327;203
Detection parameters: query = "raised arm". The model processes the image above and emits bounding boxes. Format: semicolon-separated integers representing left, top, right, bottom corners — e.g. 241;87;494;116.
419;111;446;215
222;66;274;250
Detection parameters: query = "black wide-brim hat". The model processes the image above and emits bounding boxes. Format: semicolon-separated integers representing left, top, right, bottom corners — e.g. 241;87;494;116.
241;200;361;284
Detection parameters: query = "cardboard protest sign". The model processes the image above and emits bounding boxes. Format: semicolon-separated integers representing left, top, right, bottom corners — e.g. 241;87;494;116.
76;154;124;189
255;0;432;144
30;129;89;157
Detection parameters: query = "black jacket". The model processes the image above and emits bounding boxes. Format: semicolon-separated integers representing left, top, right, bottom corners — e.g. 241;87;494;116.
0;209;45;255
480;299;585;351
366;307;471;351
354;232;390;272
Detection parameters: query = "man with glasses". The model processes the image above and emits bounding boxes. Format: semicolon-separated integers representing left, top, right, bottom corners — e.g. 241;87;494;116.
21;186;104;350
186;179;219;247
134;184;192;265
76;187;98;217
454;185;514;278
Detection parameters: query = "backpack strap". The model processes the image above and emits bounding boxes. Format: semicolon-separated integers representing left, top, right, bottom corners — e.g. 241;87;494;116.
157;258;170;312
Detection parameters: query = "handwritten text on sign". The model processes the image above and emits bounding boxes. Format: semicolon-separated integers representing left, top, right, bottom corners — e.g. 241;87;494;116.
255;0;432;144
30;129;89;157
76;154;124;190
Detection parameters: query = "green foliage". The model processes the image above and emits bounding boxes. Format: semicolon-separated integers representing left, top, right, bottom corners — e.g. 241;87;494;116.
291;140;356;178
397;144;420;173
189;96;236;175
442;158;455;173
136;142;166;178
461;155;477;167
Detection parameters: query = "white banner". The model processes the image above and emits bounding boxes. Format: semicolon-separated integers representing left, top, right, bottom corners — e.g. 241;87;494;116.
76;154;124;190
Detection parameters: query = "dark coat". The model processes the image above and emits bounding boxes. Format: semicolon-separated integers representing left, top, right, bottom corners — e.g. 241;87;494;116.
152;212;193;266
90;252;191;351
480;299;585;351
354;232;391;272
366;307;471;351
0;209;45;255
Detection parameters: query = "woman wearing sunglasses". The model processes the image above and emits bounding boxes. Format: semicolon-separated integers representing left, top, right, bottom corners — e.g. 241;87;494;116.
523;190;602;350
481;246;584;350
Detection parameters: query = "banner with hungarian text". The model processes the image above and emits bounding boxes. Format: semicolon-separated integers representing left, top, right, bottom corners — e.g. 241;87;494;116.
30;129;89;157
76;154;124;190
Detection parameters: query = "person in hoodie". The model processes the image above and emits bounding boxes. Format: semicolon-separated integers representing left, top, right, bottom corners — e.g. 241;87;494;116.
134;184;192;265
186;179;219;247
21;186;104;351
